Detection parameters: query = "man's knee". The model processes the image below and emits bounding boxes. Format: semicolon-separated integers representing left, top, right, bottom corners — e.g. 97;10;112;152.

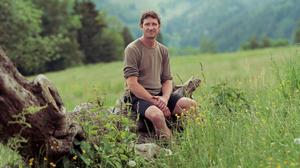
177;97;197;109
144;106;165;123
173;97;197;114
189;99;197;108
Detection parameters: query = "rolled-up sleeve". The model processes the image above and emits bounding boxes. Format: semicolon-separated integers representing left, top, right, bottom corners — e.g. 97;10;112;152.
123;46;139;79
161;49;172;82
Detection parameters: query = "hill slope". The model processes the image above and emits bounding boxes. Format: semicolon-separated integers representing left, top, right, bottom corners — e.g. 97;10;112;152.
94;0;300;51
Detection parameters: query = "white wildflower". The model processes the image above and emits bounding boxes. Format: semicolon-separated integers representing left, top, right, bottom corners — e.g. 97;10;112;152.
127;160;137;167
294;138;300;144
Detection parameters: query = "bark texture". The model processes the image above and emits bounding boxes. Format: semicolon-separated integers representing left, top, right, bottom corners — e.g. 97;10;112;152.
0;48;84;162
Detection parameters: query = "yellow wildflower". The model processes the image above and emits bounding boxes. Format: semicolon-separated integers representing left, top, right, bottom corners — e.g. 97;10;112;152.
28;158;34;166
276;163;281;168
50;162;56;167
72;155;78;160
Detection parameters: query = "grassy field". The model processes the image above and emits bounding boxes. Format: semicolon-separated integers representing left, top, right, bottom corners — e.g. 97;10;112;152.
1;46;299;167
37;46;298;111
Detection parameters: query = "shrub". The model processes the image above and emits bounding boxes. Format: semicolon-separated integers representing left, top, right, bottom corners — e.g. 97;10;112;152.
56;98;143;167
209;82;251;114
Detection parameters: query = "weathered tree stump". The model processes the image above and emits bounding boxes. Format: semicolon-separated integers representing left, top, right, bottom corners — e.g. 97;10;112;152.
0;48;84;162
172;77;201;98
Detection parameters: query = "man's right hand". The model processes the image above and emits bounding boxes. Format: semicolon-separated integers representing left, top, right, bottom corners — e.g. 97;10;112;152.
151;96;171;118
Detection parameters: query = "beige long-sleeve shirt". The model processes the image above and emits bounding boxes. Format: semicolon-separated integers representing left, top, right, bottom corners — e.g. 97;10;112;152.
123;39;172;95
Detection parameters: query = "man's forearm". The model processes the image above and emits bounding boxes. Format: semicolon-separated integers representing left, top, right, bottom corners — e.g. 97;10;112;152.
129;82;154;102
161;80;173;101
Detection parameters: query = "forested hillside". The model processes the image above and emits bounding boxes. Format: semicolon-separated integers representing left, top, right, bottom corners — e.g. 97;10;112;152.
0;0;131;75
95;0;300;51
1;0;299;75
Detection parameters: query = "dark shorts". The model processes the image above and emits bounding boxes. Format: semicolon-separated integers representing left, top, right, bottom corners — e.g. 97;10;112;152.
130;93;183;117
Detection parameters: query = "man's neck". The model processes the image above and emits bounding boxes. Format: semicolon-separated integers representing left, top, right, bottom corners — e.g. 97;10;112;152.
140;36;156;48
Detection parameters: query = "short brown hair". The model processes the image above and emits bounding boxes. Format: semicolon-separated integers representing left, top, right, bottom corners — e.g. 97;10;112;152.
140;11;161;25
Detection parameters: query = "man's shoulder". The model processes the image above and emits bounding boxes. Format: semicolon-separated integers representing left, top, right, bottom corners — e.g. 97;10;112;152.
157;41;168;50
126;39;142;51
157;41;168;56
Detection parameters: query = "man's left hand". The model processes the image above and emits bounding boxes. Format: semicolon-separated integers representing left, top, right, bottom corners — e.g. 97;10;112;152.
152;96;171;117
158;96;171;118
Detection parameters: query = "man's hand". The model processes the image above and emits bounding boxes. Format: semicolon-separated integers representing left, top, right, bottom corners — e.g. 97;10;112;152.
151;96;171;118
158;96;168;104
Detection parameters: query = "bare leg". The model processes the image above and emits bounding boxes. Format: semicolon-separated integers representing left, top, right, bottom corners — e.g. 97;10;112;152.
173;97;197;115
145;105;172;139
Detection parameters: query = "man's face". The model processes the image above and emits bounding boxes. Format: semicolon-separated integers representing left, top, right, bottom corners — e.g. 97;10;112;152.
140;17;160;39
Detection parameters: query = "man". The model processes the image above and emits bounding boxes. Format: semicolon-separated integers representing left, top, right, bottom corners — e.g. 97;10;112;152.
123;11;196;139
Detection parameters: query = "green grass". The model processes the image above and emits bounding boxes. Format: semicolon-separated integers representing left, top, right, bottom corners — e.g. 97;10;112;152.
1;46;300;167
166;46;300;167
0;143;23;167
36;61;125;110
39;46;298;111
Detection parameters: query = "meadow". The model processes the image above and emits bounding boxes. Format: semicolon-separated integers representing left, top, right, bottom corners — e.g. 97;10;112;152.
1;46;299;167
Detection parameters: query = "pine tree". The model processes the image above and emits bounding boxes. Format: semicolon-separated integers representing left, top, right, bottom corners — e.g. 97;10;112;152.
262;36;270;48
295;21;300;44
122;26;134;47
249;37;259;49
75;1;107;63
76;1;124;63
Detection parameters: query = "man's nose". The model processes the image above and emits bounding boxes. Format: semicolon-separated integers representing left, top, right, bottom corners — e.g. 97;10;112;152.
148;25;155;30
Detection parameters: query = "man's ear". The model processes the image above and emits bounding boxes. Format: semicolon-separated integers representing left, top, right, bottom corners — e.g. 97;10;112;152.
140;24;143;29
